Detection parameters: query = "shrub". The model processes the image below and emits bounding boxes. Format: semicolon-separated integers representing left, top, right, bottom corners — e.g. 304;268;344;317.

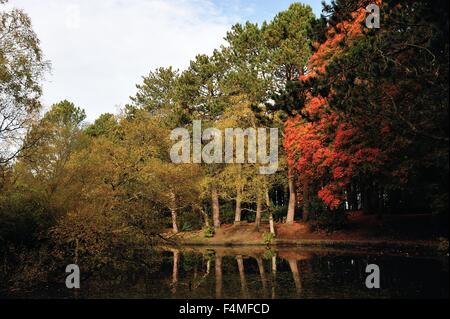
0;190;55;249
262;232;275;245
308;195;348;232
203;226;215;238
272;205;287;222
263;248;276;260
179;210;203;231
219;202;236;224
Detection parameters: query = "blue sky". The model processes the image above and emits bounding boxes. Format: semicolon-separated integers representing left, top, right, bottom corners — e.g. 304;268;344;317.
213;0;324;23
4;0;325;122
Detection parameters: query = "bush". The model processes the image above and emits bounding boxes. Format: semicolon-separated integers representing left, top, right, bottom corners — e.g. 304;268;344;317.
272;205;287;222
307;196;348;232
203;226;215;238
219;202;236;224
262;232;275;245
0;190;55;248
263;248;276;260
179;210;203;231
309;211;348;233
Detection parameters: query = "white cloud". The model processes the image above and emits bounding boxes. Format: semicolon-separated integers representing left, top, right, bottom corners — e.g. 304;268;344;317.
5;0;234;121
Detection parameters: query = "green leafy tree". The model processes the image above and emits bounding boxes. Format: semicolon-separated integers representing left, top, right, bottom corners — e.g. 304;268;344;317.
0;0;49;166
84;113;118;138
15;101;86;211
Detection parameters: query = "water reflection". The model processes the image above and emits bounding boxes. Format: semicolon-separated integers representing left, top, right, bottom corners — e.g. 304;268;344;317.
288;259;301;295
215;255;223;299
2;246;447;299
171;249;179;294
271;255;277;299
236;255;249;298
153;246;448;299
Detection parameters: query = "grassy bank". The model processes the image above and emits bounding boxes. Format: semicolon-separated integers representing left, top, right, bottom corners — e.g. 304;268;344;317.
169;213;449;254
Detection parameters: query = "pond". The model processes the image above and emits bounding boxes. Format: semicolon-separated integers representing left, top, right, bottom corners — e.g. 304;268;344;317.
2;246;448;299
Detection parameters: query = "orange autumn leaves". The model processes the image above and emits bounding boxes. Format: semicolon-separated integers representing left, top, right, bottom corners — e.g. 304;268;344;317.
284;2;384;209
284;102;383;209
300;4;370;82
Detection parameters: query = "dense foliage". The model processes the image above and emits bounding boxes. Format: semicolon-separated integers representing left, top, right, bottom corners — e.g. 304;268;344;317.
0;1;448;290
284;0;448;228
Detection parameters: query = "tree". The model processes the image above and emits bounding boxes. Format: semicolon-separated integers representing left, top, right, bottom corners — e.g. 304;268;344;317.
177;52;229;119
215;96;258;224
221;21;273;104
321;0;449;216
284;0;449;226
128;67;179;113
264;3;315;84
284;1;385;218
263;3;315;224
50;109;203;256
177;52;230;228
220;5;316;224
0;1;49;166
84;113;118;138
16;100;86;207
0;100;86;248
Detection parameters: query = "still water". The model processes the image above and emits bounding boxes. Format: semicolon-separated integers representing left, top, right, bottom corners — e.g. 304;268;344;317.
3;246;449;299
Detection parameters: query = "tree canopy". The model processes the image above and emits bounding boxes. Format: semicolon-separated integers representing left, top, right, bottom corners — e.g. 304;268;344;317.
0;1;448;283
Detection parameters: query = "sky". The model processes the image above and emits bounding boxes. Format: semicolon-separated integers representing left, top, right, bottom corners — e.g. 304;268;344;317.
4;0;325;122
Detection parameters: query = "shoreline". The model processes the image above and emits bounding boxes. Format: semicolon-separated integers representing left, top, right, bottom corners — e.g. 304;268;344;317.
168;215;449;255
175;237;449;255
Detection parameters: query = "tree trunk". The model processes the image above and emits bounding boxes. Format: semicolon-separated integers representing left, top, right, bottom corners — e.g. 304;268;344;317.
269;213;276;236
206;259;211;275
265;189;276;236
348;183;358;211
302;181;310;222
211;185;221;228
255;191;262;230
234;186;242;224
170;191;178;234
269;214;276;236
201;210;210;228
286;167;296;224
234;164;242;224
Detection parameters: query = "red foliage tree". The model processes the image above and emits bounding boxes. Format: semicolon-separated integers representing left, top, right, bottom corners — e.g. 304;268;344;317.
284;3;384;211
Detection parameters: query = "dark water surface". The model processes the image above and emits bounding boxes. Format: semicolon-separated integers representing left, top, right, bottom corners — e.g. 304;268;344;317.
2;246;448;299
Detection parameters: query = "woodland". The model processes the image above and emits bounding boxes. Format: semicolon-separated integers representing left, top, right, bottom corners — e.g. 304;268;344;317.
0;0;448;292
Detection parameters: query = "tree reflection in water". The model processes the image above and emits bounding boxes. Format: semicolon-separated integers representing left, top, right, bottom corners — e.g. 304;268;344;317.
1;246;447;299
157;246;448;299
